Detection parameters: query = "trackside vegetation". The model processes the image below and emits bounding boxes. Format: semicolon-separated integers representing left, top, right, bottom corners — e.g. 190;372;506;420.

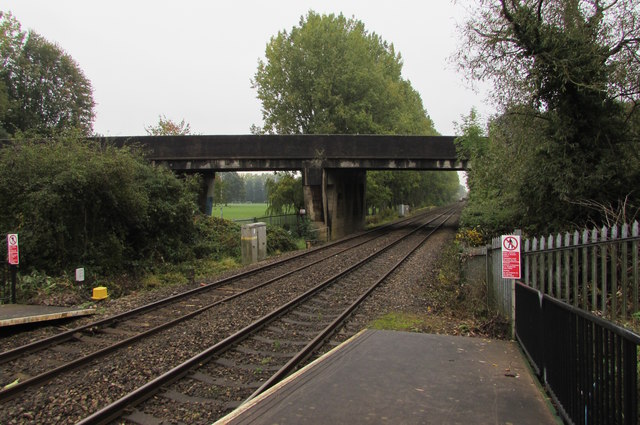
0;134;301;302
455;0;640;240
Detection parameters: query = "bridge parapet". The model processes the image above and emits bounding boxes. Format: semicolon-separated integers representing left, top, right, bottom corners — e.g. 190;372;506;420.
101;134;467;171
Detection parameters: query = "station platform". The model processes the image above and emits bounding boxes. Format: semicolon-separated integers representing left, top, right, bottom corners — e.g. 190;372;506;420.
217;329;560;425
0;304;95;327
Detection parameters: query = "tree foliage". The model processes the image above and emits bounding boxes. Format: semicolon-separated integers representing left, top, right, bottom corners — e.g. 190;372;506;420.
253;11;435;135
145;114;192;136
244;173;269;203
265;173;304;215
456;0;640;234
219;172;246;204
0;12;95;136
254;11;459;211
0;134;200;275
366;170;462;212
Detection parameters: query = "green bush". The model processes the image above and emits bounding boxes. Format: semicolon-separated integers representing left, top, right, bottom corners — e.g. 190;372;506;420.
266;225;298;254
192;216;241;260
0;134;199;275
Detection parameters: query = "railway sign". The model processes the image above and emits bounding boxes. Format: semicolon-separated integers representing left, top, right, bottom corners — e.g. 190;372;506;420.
7;233;19;265
501;234;521;279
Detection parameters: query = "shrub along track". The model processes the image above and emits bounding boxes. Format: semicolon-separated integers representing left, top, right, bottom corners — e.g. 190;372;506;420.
0;206;456;424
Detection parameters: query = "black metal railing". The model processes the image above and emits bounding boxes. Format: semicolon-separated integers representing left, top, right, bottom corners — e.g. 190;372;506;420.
515;283;544;375
516;282;640;424
233;213;300;227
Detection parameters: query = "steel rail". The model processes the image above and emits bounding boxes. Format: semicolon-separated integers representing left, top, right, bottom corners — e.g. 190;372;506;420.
0;209;429;365
246;209;456;400
75;208;454;425
0;210;437;401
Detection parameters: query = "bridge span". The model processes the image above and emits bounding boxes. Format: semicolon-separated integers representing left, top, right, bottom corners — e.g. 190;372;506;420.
104;134;465;239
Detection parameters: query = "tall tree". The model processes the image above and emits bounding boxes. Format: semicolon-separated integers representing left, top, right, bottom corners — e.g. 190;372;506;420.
456;0;640;232
254;11;457;211
253;11;436;136
0;12;95;136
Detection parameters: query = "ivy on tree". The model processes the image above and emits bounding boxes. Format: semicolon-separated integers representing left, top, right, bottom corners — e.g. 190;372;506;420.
456;0;640;234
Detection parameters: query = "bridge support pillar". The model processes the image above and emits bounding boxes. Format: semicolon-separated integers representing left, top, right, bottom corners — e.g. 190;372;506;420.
304;168;366;240
303;168;324;222
303;168;328;240
324;169;366;240
199;172;216;216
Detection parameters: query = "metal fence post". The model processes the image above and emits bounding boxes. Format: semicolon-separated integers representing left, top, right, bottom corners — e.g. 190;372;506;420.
10;265;16;304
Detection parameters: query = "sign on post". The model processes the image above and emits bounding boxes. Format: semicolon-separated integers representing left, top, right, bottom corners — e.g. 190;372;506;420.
501;235;521;279
7;233;19;265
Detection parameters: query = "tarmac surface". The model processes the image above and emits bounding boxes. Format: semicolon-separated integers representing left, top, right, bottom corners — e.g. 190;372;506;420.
217;329;560;424
0;304;95;327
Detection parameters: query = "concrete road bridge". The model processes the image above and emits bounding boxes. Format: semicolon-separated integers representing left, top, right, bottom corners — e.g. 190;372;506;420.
103;134;466;239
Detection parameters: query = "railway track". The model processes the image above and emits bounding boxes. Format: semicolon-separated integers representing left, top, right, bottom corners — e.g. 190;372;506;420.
0;206;456;424
0;212;427;395
76;208;456;425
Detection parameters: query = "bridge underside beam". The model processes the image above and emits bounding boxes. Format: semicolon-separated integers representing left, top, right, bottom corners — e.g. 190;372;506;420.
152;158;467;172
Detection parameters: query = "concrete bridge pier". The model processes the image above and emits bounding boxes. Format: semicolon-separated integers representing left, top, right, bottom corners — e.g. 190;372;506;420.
302;168;324;223
199;172;216;216
303;168;366;240
325;169;366;240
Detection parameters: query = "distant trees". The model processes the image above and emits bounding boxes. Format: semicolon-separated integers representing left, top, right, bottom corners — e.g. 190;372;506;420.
456;0;640;235
212;172;247;205
244;174;268;203
145;115;192;136
0;12;95;136
366;170;462;212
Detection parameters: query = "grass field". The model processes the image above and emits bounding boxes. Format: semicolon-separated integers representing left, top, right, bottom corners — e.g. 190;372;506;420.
212;203;269;220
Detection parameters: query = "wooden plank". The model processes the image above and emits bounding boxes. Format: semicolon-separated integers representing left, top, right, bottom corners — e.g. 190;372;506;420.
547;235;554;297
592;228;599;311
633;222;639;317
610;225;618;322
573;231;580;307
555;233;562;301
524;239;530;286
582;229;589;310
540;237;546;294
601;226;608;316
621;224;629;320
532;238;538;290
563;233;570;303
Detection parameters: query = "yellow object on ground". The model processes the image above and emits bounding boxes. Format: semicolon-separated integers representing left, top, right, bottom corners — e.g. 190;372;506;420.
91;286;108;300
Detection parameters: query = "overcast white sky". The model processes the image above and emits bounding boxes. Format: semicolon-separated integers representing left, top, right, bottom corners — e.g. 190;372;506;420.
2;1;493;137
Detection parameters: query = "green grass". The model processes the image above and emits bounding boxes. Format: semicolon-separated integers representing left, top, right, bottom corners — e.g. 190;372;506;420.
369;312;426;332
211;203;268;220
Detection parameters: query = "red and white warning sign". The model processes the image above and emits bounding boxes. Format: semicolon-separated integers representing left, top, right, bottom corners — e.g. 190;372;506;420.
501;235;520;279
7;233;19;265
